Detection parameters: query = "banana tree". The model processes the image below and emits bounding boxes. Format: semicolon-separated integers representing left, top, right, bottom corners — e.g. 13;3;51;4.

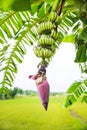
0;0;87;107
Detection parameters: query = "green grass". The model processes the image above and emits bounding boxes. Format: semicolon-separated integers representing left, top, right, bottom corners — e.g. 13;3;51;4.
70;102;87;121
0;96;87;130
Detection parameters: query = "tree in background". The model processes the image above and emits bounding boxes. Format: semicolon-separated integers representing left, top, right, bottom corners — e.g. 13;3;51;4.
0;87;24;99
11;87;24;98
0;0;87;106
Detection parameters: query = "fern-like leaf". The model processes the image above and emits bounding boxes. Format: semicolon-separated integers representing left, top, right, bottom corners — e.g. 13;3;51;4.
64;80;87;107
0;21;38;92
82;91;87;103
0;0;86;98
0;3;52;92
0;11;32;44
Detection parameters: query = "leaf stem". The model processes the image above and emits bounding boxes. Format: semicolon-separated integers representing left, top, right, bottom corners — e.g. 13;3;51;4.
52;0;62;11
58;0;65;16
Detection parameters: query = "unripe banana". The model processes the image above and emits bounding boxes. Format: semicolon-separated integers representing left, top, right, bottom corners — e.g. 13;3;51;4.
51;46;56;53
51;29;58;40
35;10;60;60
40;48;44;58
37;21;53;34
36;48;52;58
49;11;61;25
43;48;46;57
40;48;43;57
46;21;53;31
49;11;57;22
33;46;42;58
46;49;52;58
33;47;39;57
38;50;41;57
42;22;45;31
45;37;47;44
38;36;55;46
50;37;55;45
46;48;53;58
45;22;48;30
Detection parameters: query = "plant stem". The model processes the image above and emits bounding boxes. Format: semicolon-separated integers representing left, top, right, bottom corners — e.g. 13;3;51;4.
52;0;62;11
58;0;65;16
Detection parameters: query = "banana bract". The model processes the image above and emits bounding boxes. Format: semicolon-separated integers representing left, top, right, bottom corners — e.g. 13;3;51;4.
37;80;49;111
29;75;50;111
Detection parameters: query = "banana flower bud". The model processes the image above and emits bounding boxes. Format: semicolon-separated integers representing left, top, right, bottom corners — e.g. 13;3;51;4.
29;74;50;111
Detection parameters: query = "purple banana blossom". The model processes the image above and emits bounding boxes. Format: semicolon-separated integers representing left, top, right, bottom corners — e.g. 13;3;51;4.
37;80;49;110
29;75;50;111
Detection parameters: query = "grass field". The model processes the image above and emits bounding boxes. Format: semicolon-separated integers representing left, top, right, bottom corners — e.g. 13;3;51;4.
0;96;87;130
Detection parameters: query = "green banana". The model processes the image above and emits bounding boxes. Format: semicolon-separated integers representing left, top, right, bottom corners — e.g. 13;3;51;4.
33;47;39;57
51;46;56;53
49;11;61;25
49;11;57;22
43;48;53;58
34;9;61;60
38;36;55;46
33;46;42;58
51;29;58;40
34;41;56;59
37;21;53;34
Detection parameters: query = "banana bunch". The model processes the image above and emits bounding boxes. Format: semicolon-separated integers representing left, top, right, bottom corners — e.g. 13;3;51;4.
33;46;53;58
38;36;55;46
49;11;61;25
33;10;60;60
37;21;54;35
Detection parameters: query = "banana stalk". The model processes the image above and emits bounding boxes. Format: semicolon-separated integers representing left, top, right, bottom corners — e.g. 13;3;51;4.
52;0;62;11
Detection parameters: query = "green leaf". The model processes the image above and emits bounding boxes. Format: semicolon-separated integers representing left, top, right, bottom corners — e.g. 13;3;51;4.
0;28;8;43
65;94;77;107
0;0;31;11
65;80;87;107
72;22;81;32
82;92;87;103
84;80;87;86
63;34;75;43
0;11;32;43
74;45;86;63
12;53;22;63
6;71;14;82
57;31;64;43
67;81;82;93
37;2;51;17
2;45;10;51
79;27;87;42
